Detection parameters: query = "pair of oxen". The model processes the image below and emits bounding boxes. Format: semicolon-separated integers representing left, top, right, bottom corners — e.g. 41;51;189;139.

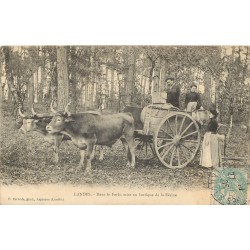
19;103;136;174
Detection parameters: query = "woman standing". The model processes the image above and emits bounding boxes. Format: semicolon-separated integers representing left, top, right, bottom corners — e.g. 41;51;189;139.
200;109;225;169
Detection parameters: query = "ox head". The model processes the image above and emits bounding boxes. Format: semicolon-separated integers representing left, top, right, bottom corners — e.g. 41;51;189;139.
46;101;73;134
19;105;52;134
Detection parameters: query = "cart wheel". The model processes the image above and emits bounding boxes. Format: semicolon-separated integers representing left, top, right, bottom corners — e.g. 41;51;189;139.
154;112;201;169
135;137;155;161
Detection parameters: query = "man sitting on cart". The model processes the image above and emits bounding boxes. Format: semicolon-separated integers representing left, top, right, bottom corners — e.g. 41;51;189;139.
164;78;180;108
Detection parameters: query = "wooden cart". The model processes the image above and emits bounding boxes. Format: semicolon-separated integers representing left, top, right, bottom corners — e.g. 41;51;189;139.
134;103;202;169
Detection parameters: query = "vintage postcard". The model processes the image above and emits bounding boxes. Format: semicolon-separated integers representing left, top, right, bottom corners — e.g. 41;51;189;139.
0;45;249;204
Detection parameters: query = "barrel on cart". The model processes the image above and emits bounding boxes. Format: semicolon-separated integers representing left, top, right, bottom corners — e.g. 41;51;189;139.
134;103;203;169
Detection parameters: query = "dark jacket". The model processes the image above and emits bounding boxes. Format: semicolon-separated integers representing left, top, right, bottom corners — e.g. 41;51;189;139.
166;85;180;108
185;92;201;109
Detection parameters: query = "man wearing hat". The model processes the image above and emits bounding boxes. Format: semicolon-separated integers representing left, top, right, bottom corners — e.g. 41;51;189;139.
164;78;180;108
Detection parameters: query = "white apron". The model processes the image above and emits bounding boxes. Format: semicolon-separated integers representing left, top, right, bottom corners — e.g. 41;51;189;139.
187;102;197;112
200;132;225;168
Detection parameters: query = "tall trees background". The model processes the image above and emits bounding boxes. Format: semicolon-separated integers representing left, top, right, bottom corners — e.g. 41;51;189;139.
1;46;249;123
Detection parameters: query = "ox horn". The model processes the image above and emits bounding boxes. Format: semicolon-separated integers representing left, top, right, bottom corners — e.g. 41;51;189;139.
31;103;37;116
50;100;57;114
64;101;71;116
18;107;27;118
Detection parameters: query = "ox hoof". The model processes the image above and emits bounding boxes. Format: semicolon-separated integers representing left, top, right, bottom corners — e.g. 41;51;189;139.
126;162;135;169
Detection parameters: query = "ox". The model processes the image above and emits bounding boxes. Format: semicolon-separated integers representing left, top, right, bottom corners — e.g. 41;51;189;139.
123;106;143;130
19;104;104;165
46;104;135;174
19;106;70;164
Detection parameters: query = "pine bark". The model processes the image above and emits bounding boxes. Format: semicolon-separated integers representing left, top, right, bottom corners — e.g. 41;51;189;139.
57;46;69;110
70;46;77;113
28;73;34;105
125;47;136;105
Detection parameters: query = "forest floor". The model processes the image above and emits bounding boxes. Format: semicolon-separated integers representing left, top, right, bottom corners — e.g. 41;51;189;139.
0;102;249;189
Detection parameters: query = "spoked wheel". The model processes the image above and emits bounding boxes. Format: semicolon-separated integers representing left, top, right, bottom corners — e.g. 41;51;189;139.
154;112;201;169
135;135;155;161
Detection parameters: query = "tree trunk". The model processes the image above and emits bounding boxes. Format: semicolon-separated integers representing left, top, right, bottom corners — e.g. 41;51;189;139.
159;59;165;92
117;74;122;112
2;47;22;110
89;46;96;108
28;73;34;105
48;46;58;104
143;76;146;98
70;46;77;113
203;71;211;108
57;46;69;110
96;74;101;109
125;47;136;105
85;80;89;109
89;76;94;108
110;68;115;108
148;58;156;95
39;48;45;103
0;57;2;101
110;48;116;106
152;58;161;93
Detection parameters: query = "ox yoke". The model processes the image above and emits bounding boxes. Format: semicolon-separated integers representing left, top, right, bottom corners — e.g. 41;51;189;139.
32;118;70;140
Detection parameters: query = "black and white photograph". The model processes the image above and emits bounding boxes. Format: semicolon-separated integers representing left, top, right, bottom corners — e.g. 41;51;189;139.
0;45;249;205
1;2;250;250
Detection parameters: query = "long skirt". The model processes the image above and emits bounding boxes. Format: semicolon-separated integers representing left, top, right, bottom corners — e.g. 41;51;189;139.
200;132;225;168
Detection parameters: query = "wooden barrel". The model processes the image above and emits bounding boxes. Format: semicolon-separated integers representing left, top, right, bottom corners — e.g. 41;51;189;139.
140;104;179;135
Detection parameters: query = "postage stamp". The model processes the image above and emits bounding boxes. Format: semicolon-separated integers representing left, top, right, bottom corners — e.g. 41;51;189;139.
212;168;247;205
